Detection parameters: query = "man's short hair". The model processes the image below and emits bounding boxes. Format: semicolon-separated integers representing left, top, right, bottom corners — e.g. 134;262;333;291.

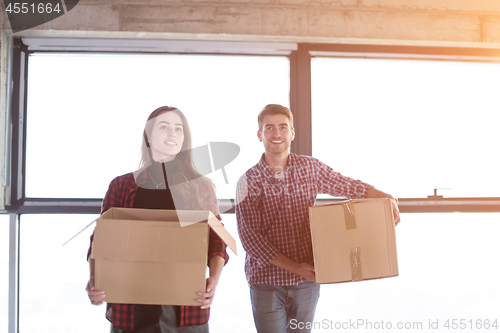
258;104;294;131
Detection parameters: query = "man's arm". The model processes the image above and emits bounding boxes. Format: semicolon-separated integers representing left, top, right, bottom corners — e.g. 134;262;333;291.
366;187;401;226
236;176;316;281
314;159;400;226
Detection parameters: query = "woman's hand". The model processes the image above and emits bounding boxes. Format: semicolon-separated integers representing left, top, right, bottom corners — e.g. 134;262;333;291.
196;276;219;309
86;277;106;306
196;255;225;309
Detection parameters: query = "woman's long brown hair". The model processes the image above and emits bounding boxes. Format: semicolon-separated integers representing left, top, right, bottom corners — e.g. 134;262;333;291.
140;106;214;209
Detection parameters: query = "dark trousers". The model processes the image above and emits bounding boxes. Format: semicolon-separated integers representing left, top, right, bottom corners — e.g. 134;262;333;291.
111;306;209;333
110;323;159;333
159;305;209;333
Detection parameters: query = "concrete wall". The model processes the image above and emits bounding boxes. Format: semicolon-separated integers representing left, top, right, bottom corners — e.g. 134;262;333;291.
1;0;500;44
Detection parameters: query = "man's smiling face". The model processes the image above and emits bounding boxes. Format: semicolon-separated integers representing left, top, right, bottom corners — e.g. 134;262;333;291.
258;114;295;156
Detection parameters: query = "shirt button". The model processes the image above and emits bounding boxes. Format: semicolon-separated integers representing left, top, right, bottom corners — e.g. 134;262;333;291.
289;223;293;227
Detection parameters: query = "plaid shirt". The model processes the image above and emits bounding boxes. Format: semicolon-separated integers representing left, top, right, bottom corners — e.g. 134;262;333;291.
89;168;229;330
236;153;371;286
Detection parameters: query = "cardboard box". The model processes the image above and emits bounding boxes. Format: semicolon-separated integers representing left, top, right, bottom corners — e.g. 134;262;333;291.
308;198;398;284
90;207;237;305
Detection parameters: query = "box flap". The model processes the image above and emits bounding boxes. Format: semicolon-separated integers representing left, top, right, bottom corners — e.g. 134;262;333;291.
206;211;238;255
101;207;181;222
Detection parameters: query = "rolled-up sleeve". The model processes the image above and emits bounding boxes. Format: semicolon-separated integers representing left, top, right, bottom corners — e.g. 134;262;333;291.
87;176;126;261
314;159;372;199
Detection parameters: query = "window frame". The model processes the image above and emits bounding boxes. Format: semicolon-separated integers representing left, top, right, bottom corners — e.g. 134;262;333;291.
3;38;500;215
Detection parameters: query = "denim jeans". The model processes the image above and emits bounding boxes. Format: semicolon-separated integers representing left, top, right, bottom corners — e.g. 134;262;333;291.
250;281;320;333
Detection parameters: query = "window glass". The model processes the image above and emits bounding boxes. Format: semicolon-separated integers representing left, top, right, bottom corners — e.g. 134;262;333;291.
217;213;500;332
0;215;8;332
312;57;500;198
16;212;500;333
17;213;251;333
314;213;500;332
19;214;109;332
26;53;290;200
210;213;255;331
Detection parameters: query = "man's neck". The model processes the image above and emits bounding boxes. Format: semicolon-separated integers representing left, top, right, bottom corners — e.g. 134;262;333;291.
263;152;290;175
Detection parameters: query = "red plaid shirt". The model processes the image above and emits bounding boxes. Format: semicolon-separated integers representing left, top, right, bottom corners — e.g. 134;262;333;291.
89;168;229;330
236;153;371;286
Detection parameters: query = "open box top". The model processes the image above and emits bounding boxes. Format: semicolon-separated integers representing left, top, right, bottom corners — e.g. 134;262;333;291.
91;207;237;262
90;207;237;305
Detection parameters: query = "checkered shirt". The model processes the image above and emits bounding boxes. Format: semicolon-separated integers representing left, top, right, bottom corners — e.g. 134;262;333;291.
88;169;229;330
236;153;372;286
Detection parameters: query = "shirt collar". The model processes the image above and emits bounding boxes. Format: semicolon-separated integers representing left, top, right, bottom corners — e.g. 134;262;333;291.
257;153;295;178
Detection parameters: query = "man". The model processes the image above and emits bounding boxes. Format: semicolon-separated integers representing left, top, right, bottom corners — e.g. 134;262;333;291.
236;104;400;333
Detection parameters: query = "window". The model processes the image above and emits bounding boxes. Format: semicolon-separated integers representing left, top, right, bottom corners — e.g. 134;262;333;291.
19;214;108;332
26;53;290;200
309;55;500;332
15;50;290;332
314;213;500;330
312;57;500;198
5;38;500;333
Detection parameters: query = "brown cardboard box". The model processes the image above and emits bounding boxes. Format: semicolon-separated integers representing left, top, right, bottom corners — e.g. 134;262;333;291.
90;207;237;305
308;198;398;284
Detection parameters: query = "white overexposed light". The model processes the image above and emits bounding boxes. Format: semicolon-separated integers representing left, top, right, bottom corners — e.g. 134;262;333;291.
11;53;500;333
312;57;500;198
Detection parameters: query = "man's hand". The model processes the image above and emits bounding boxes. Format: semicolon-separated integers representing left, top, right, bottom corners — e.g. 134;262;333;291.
270;253;316;282
390;197;401;226
367;187;401;226
293;262;316;282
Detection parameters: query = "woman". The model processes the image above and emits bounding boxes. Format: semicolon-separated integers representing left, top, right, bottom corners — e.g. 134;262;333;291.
86;106;229;333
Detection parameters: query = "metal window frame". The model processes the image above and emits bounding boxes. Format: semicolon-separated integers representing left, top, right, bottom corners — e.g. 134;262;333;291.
289;42;500;213
2;37;500;217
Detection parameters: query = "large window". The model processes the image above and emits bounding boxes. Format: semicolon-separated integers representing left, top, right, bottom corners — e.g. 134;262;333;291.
26;53;290;200
312;57;500;198
309;56;500;332
4;40;500;333
15;51;290;332
313;213;500;332
19;214;107;332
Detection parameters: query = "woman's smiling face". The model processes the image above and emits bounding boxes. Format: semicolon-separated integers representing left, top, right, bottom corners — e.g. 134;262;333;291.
147;111;185;162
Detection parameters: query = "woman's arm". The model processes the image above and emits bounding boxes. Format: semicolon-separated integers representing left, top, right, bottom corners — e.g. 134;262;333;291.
195;178;229;308
86;175;130;305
